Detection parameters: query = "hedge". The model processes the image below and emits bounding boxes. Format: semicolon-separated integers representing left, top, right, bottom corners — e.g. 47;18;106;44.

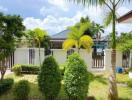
12;64;39;74
0;78;14;95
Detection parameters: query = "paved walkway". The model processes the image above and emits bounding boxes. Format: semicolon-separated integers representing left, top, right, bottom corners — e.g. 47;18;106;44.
0;69;13;78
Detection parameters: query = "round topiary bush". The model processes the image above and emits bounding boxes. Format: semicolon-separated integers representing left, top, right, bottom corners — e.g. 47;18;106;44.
64;53;89;100
12;64;22;76
38;56;61;100
13;80;30;100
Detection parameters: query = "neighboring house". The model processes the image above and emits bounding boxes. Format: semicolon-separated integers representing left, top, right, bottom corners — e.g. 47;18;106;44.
118;10;132;23
118;10;132;69
50;29;108;50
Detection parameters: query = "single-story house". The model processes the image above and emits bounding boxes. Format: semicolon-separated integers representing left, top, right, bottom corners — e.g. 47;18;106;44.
118;10;132;23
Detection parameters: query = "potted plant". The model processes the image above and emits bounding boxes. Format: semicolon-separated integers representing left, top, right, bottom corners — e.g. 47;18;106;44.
129;68;132;79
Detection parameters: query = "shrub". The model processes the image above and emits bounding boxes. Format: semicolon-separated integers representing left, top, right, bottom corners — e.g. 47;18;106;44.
0;78;14;95
13;80;30;100
12;64;39;74
59;63;67;76
38;56;61;100
64;53;89;100
21;64;39;74
12;64;22;75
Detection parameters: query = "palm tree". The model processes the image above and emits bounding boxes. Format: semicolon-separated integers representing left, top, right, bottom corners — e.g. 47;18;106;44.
34;28;47;65
66;0;131;99
24;30;36;47
63;22;93;53
94;24;104;40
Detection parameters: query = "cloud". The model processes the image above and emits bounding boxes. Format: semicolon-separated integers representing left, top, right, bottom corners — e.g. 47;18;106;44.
48;0;69;11
40;6;58;16
24;5;132;36
0;6;8;12
23;11;86;35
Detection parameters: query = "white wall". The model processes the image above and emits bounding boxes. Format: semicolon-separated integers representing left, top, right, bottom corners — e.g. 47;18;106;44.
14;48;29;64
52;49;67;65
79;49;92;70
13;48;130;71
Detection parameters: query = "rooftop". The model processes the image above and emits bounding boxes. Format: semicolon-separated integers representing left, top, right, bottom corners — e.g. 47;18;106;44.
118;10;132;23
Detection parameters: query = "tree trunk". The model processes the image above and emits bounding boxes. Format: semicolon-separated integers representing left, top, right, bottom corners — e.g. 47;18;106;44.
77;41;80;54
39;42;41;65
108;5;118;100
0;60;6;81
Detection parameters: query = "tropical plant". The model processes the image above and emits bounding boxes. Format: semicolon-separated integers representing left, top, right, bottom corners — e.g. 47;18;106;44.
94;23;104;40
65;0;132;99
75;16;103;37
33;28;47;65
64;53;89;100
38;56;61;100
63;22;93;53
24;30;36;47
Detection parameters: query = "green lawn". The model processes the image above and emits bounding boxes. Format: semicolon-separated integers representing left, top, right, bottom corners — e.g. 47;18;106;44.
0;72;132;100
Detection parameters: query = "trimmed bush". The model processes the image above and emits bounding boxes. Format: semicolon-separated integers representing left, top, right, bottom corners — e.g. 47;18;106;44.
13;80;30;100
64;53;89;100
59;63;67;76
0;78;14;95
38;56;61;100
12;64;39;74
12;64;22;75
21;64;39;74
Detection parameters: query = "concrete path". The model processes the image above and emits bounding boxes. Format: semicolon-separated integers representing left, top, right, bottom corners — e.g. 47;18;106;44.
0;69;13;78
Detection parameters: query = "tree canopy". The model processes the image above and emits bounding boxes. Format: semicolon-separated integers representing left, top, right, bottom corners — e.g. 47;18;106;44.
0;13;25;60
116;32;132;52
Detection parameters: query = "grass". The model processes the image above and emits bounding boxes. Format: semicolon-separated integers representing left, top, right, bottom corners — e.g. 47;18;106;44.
0;72;132;100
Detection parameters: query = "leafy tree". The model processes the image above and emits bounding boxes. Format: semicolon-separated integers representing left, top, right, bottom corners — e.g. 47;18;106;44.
63;22;93;53
116;32;132;52
0;13;25;80
66;0;132;99
75;16;104;37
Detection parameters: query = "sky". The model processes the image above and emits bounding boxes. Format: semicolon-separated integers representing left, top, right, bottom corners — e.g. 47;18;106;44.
0;0;132;36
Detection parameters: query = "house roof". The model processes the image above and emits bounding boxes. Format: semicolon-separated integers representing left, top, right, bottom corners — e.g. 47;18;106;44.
51;29;108;42
51;29;70;40
118;10;132;23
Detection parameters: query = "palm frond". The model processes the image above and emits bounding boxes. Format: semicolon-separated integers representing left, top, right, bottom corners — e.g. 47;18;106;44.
79;35;93;51
103;10;113;27
62;39;77;50
68;26;79;40
79;22;91;36
66;0;105;6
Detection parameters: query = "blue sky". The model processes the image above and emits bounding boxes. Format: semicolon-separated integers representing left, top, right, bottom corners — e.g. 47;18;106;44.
0;0;132;35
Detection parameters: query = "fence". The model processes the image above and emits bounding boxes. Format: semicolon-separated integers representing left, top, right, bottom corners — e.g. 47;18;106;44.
0;48;131;71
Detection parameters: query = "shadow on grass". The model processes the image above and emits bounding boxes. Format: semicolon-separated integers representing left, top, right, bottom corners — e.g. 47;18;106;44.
127;81;132;89
89;72;107;85
118;98;130;100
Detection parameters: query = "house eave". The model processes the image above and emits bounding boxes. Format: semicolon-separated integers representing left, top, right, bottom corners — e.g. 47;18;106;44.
118;10;132;23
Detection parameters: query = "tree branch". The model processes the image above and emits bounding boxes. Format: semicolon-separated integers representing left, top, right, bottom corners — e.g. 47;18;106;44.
104;1;113;11
115;0;122;7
